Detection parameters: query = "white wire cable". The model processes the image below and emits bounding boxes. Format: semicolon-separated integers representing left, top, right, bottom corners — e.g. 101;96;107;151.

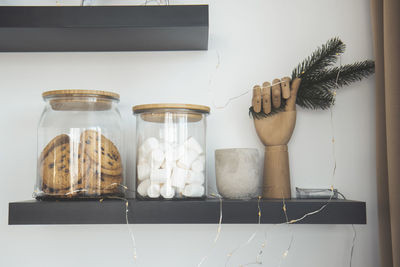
197;191;223;267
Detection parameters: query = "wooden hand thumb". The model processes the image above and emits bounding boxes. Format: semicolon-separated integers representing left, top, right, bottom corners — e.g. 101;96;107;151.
285;78;301;111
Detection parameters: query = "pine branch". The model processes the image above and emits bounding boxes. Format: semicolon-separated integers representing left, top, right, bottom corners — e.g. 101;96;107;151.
292;37;345;79
295;60;375;110
302;60;375;89
295;84;335;110
249;38;375;119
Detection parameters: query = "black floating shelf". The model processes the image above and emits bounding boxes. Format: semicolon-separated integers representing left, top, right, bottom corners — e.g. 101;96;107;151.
9;199;366;225
0;5;208;52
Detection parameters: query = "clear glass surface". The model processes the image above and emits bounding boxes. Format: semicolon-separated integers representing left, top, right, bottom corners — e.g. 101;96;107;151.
34;95;124;199
135;109;207;199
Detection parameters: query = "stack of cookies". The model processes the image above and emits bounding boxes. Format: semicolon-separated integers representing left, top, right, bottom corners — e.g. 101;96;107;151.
39;130;123;198
78;130;123;195
40;134;74;196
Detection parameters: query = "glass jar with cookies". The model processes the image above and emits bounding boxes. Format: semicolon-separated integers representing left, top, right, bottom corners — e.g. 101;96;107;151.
133;104;210;199
34;90;124;199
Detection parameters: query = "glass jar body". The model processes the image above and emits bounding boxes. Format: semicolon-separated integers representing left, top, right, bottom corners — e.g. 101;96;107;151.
34;95;124;199
135;109;207;199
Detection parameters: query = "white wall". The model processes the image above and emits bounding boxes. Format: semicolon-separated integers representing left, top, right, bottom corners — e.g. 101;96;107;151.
0;0;379;267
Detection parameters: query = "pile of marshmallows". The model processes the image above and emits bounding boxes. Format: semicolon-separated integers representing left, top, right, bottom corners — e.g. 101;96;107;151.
137;136;205;198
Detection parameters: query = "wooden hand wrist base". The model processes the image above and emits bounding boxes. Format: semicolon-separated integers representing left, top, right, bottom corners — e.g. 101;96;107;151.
263;145;291;199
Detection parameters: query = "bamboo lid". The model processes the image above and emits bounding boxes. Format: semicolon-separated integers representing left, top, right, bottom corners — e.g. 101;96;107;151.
43;90;119;111
49;98;113;111
132;103;210;114
133;103;210;123
42;90;120;101
139;112;204;123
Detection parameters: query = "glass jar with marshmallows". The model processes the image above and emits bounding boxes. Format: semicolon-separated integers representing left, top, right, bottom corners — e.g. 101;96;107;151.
133;104;210;199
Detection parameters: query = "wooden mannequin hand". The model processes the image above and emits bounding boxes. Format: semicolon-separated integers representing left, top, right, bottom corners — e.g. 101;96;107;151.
252;77;301;146
251;77;301;198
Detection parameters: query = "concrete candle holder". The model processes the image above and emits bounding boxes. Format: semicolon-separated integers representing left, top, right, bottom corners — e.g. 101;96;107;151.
215;148;261;199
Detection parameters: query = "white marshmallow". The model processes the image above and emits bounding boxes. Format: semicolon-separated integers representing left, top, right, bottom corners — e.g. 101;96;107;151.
172;144;186;160
160;184;175;199
137;147;150;165
191;155;205;172
147;183;161;198
137;156;148;165
150;148;165;169
137;163;150;181
161;142;175;163
183;184;205;197
137;179;151;197
186;171;205;185
161;159;176;170
150;168;171;183
184;136;203;154
171;167;188;189
177;149;199;169
139;137;159;155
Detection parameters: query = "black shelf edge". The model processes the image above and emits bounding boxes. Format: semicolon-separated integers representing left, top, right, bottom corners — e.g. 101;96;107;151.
8;198;366;225
0;5;208;52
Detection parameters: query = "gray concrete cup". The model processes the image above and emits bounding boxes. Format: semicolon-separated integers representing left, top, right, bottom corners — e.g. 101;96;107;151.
215;148;261;199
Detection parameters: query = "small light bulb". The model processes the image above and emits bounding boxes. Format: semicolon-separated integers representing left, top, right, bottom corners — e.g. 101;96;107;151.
283;250;289;258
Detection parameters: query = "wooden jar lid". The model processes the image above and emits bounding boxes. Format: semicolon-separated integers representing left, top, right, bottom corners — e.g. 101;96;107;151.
133;103;210;123
42;89;120;101
132;103;210;114
43;90;119;111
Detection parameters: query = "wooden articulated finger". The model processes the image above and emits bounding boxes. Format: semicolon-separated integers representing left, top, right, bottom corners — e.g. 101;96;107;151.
281;77;291;99
271;78;281;108
252;85;262;113
285;78;301;111
262;81;271;114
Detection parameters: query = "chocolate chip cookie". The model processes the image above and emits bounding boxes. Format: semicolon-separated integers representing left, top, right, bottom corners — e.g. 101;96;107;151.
79;130;122;175
39;134;70;162
76;155;122;196
41;141;76;191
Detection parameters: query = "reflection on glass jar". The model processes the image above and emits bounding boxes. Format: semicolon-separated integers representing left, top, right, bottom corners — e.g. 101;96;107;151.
34;90;124;199
133;104;210;199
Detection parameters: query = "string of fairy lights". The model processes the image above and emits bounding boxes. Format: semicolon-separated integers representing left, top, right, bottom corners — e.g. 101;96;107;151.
197;192;223;267
205;47;357;266
67;50;356;267
46;1;357;266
